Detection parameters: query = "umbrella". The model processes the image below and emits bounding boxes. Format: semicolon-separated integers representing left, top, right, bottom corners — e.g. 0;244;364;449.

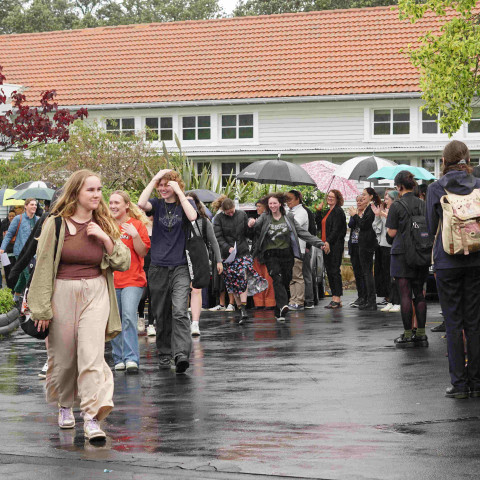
368;164;436;181
334;155;396;181
237;159;316;187
14;180;56;190
186;189;221;203
0;188;24;206
301;160;360;200
8;186;56;201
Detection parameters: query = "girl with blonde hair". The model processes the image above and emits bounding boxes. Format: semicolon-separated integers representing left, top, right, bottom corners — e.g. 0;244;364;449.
109;190;151;373
28;169;130;441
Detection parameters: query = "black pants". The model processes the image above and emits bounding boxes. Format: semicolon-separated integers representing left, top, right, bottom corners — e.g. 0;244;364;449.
396;274;428;331
436;268;480;390
138;284;154;325
264;249;294;317
324;243;343;297
375;246;391;298
359;248;375;304
350;244;365;300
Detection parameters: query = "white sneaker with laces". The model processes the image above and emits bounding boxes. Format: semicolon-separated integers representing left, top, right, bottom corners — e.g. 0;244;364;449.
58;406;75;429
114;362;126;371
146;324;156;336
191;321;201;336
83;416;106;440
381;303;393;312
125;360;139;373
225;304;235;312
137;317;145;333
389;304;401;312
39;360;48;379
209;304;225;311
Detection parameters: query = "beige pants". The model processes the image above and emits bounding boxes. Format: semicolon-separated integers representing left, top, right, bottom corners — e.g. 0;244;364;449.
46;275;113;421
289;258;305;305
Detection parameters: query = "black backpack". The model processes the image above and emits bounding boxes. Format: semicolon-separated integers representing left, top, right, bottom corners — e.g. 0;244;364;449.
398;199;433;268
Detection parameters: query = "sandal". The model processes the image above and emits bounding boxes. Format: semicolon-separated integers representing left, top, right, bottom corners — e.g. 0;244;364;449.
324;301;342;309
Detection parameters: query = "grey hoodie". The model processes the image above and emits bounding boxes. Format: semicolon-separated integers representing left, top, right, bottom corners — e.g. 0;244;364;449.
426;170;480;269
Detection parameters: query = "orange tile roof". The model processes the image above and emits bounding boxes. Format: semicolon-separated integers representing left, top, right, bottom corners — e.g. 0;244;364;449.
0;7;451;106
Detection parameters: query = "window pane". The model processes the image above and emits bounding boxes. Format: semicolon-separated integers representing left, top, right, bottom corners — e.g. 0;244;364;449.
239;114;253;126
422;159;436;173
183;129;195;141
239;127;253;138
145;118;158;129
393;123;409;135
422;122;438;134
222;127;236;139
222;115;236;127
468;120;480;133
222;163;236;175
374;110;390;122
240;162;251;172
373;123;390;135
393;109;410;122
122;118;135;130
183;117;195;128
198;128;211;140
160;117;172;129
146;130;158;141
422;111;437;121
198;116;210;128
160;130;173;141
106;119;119;131
197;162;211;174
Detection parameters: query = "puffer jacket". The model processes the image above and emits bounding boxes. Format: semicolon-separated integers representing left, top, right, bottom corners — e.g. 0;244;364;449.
213;209;250;259
27;216;131;341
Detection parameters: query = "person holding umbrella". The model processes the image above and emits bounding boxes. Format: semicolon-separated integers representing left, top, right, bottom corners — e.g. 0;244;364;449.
248;193;324;322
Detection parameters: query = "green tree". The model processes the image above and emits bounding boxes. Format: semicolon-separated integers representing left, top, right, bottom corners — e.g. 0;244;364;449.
398;0;480;136
233;0;397;16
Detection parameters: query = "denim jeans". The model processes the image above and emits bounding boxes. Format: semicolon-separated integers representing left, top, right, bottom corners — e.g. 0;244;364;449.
111;286;143;365
148;264;192;361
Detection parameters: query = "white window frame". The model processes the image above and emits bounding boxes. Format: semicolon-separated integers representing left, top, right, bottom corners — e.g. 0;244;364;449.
371;108;411;138
220;160;253;188
467;107;480;137
218;112;258;144
105;117;136;136
180;115;214;143
143;116;176;144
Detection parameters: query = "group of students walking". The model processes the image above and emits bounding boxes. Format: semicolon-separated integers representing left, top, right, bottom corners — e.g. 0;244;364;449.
5;138;479;444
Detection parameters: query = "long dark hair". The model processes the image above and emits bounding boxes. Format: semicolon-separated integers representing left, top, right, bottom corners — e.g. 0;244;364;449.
186;192;207;218
442;140;472;175
364;187;381;207
265;192;287;216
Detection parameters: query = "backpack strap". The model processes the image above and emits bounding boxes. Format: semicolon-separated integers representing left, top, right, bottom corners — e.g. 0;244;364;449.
11;214;22;243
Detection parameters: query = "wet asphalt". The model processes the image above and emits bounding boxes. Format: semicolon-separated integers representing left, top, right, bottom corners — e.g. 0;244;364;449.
0;291;479;480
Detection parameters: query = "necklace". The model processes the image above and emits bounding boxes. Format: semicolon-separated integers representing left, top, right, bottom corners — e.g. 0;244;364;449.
162;201;178;232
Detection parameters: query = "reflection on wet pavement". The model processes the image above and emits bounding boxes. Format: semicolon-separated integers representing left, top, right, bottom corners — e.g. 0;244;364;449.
2;293;480;478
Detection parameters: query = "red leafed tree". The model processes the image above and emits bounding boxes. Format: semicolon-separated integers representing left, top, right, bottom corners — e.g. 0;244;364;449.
0;65;88;151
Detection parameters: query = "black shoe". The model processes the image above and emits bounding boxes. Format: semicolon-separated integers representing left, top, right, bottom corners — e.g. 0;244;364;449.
431;322;446;333
445;386;469;399
239;306;249;325
412;334;428;347
158;356;173;369
350;297;363;307
175;356;189;375
280;305;289;318
325;301;342;309
394;334;415;348
358;302;377;311
470;387;480;398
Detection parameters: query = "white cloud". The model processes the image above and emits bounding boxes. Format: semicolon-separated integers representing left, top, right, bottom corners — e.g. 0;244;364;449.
219;0;238;15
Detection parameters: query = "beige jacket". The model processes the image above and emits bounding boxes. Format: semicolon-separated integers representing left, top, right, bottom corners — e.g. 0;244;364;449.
28;216;131;341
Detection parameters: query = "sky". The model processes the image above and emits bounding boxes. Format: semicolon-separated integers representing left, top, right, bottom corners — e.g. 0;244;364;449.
219;0;238;15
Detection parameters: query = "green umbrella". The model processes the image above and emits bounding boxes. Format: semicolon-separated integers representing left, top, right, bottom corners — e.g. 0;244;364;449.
368;164;436;181
8;186;56;201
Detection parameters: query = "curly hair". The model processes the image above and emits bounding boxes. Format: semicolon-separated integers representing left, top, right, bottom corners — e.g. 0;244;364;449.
211;194;228;213
110;190;150;226
328;189;344;207
50;169;120;240
155;170;186;205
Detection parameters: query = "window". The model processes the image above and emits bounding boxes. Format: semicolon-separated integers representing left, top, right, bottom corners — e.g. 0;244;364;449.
182;116;211;141
106;118;135;136
221;114;254;139
422;111;439;134
221;161;251;187
421;159;437;174
145;117;173;141
468;108;480;133
373;109;410;135
196;162;211;175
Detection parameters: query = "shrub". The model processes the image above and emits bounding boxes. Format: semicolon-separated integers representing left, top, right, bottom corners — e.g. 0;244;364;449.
0;288;15;315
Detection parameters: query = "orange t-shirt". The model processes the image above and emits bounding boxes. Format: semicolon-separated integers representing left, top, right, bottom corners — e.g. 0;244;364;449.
114;218;151;289
321;209;333;242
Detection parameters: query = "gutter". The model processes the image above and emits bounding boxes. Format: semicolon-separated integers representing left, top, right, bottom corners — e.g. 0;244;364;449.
59;92;423;111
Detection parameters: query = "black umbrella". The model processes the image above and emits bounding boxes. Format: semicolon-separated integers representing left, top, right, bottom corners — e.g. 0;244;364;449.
186;189;221;203
237;159;316;187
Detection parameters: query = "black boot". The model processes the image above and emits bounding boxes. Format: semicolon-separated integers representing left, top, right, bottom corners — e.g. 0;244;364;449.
239;305;249;325
358;301;377;311
431;321;446;332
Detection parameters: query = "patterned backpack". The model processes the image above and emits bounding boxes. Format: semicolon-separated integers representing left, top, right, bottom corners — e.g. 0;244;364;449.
439;188;480;255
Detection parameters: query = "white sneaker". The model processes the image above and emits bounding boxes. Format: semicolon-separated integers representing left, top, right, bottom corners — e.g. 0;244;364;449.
381;303;393;312
83;416;106;440
137;317;145;333
389;304;401;312
125;360;139;373
114;362;126;371
146;324;156;336
209;304;226;311
58;406;75;429
225;304;235;311
39;360;48;379
191;321;200;336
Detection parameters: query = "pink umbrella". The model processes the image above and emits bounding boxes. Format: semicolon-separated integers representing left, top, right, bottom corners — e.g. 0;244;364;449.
301;160;360;201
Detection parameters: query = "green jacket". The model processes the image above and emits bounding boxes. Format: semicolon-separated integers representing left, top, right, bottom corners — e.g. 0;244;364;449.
28;216;131;341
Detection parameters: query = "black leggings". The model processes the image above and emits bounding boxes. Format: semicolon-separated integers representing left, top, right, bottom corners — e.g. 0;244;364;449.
138;284;154;325
396;277;426;330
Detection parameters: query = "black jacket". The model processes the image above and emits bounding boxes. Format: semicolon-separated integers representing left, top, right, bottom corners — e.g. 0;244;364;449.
315;205;347;247
213;209;250;259
353;205;378;252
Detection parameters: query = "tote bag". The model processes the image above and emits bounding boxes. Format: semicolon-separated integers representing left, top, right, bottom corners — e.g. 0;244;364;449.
185;220;211;289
